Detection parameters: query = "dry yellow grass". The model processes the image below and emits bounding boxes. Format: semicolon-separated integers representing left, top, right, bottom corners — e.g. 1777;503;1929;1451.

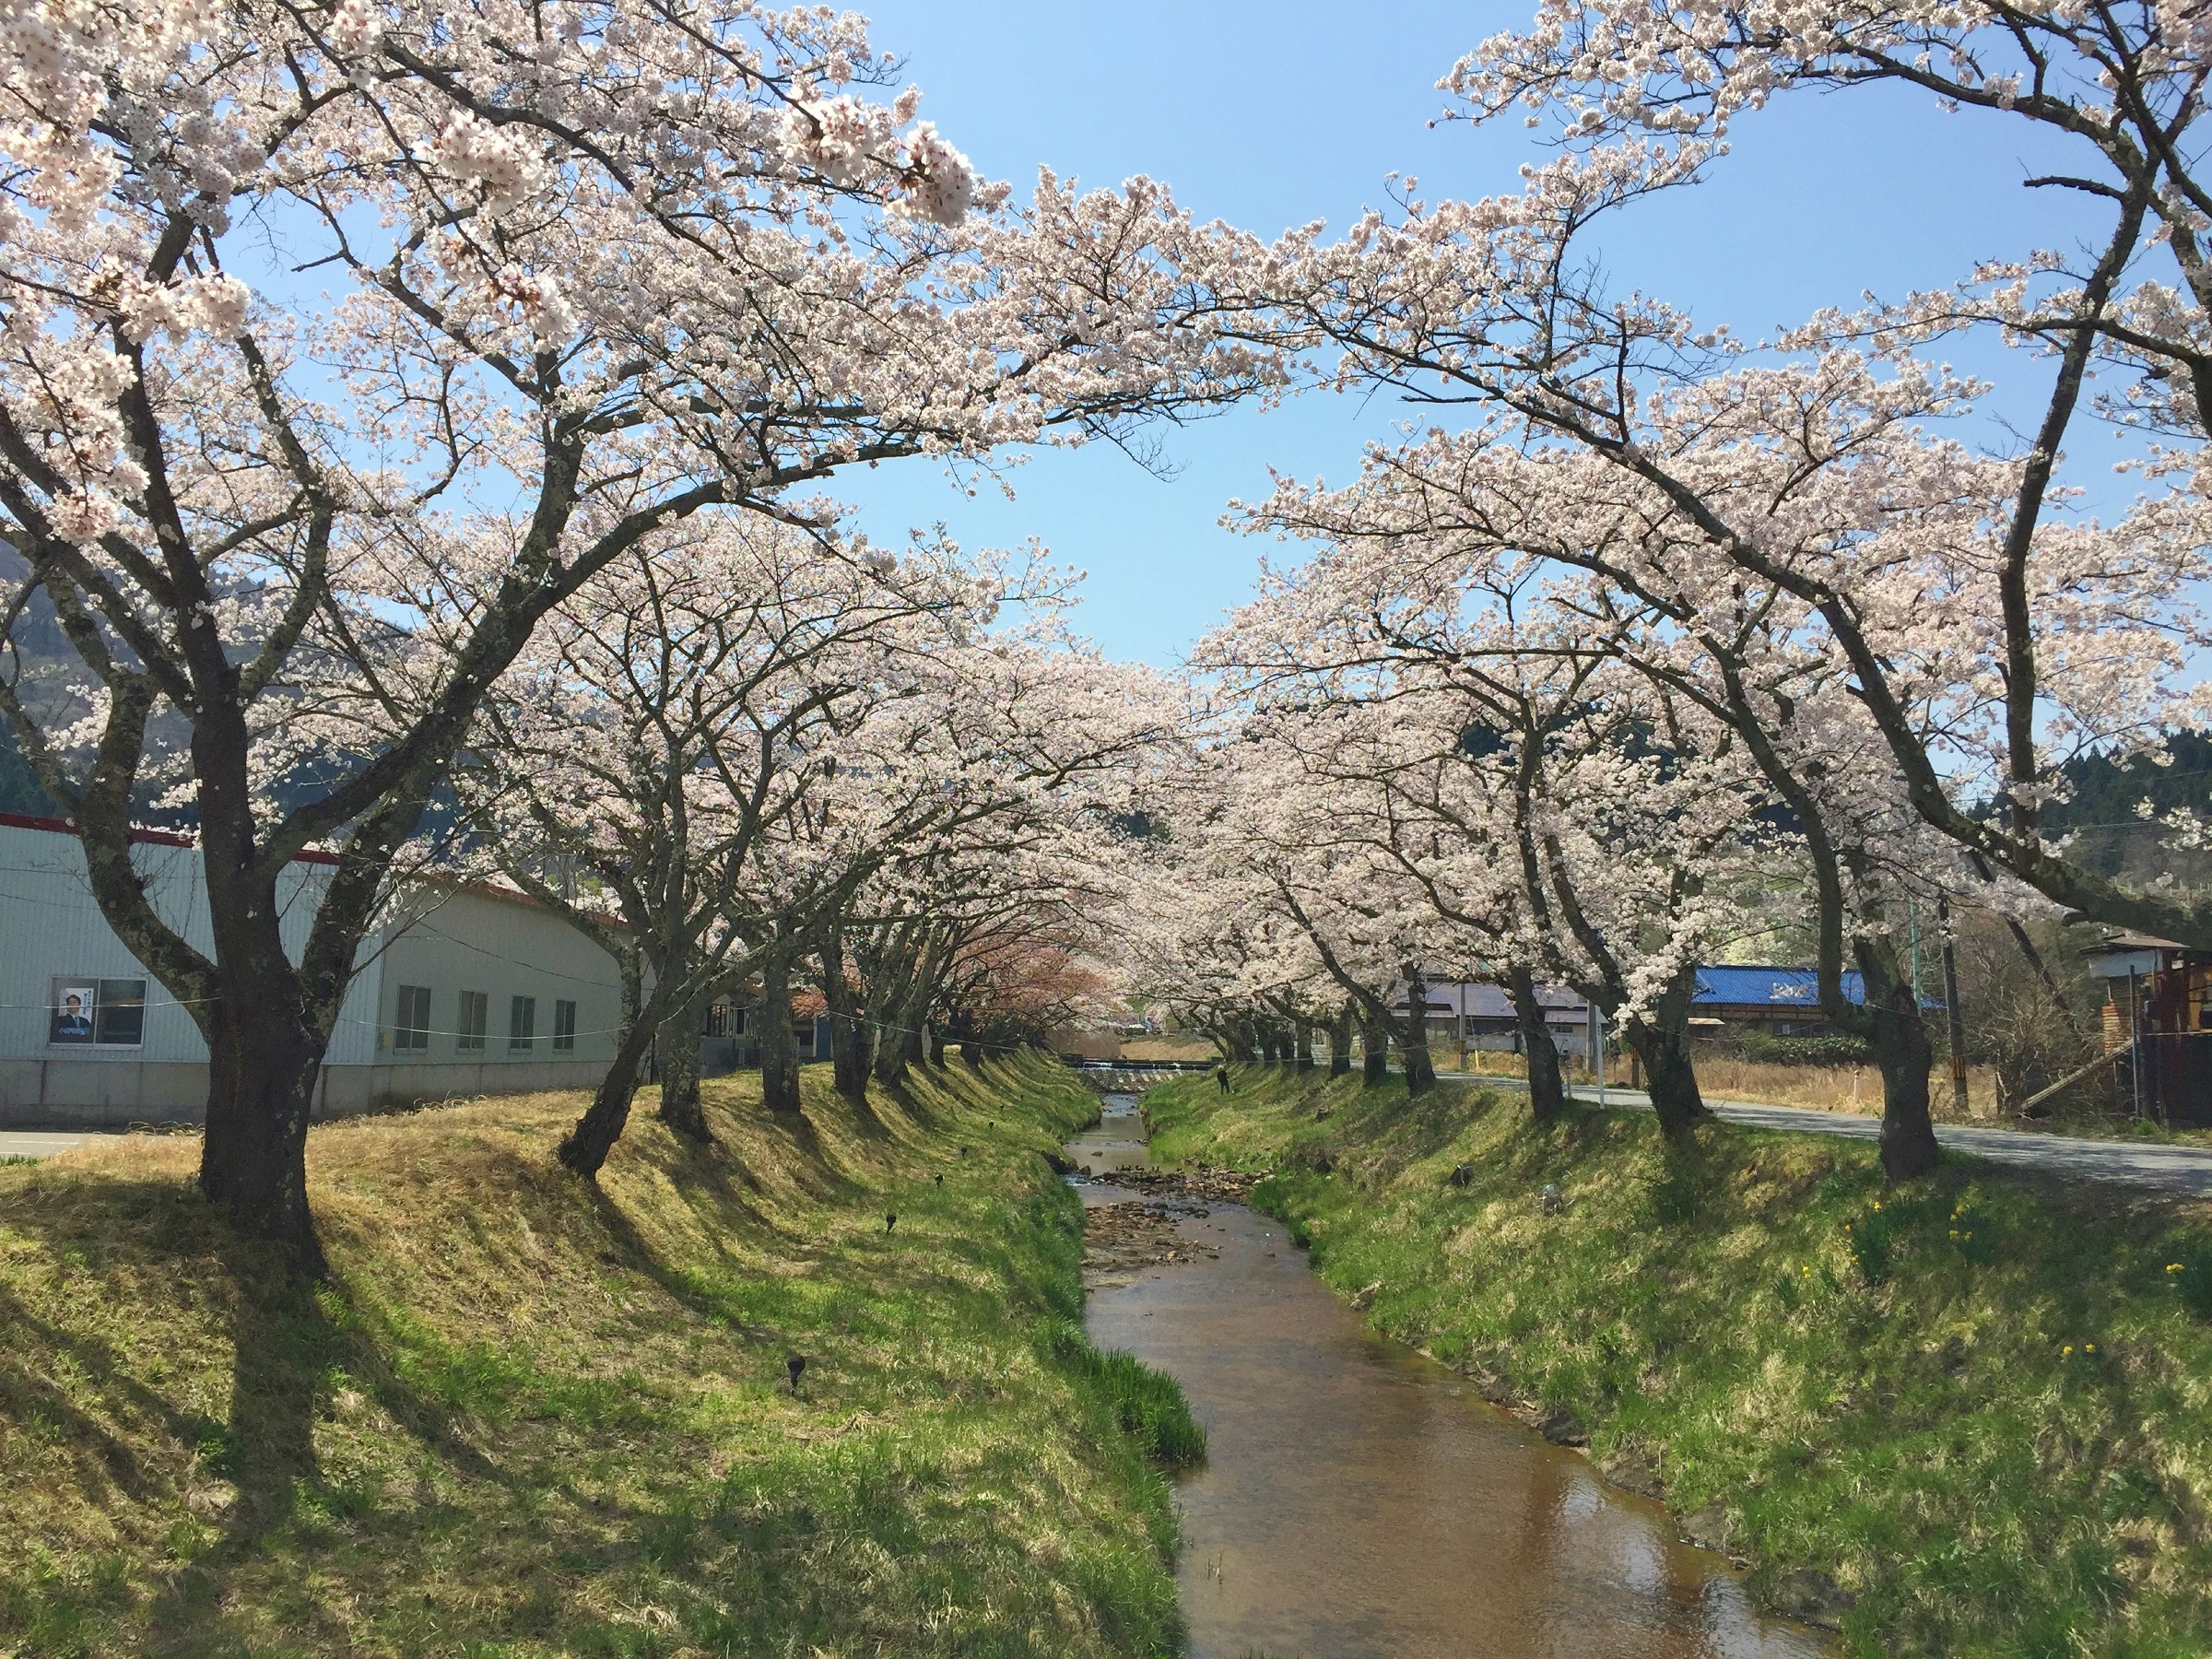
1439;1045;2009;1118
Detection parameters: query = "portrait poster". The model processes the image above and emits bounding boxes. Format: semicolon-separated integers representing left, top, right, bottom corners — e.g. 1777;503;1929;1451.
51;982;97;1045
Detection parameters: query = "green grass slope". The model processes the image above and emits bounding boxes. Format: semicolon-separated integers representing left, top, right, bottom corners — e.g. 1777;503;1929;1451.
1;1053;1191;1658
1146;1066;2212;1658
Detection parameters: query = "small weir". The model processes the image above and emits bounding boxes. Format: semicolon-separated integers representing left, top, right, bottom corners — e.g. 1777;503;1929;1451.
1067;1093;1830;1659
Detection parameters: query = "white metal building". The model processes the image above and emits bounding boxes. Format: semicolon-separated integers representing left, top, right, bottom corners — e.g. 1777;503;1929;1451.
0;813;624;1127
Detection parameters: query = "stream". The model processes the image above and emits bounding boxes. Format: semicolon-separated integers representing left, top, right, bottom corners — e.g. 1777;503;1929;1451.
1067;1092;1830;1659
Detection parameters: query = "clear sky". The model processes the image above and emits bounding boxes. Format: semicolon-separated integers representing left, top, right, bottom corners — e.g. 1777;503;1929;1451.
834;0;2116;665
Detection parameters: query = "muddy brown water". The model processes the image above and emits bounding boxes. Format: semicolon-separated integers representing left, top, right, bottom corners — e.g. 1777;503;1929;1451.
1067;1095;1830;1659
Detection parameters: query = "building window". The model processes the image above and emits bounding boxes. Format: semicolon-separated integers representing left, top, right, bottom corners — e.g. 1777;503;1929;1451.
95;979;145;1046
457;990;488;1052
48;978;146;1048
394;984;431;1053
553;999;576;1052
510;994;536;1051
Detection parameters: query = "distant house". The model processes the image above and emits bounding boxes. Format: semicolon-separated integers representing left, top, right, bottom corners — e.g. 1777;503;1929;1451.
0;812;626;1128
1413;982;1597;1058
1690;965;1869;1036
700;990;831;1076
2085;930;2212;1124
1396;965;1887;1056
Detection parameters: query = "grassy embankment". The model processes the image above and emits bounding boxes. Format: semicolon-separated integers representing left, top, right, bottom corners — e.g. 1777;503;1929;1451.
1;1052;1200;1658
1146;1065;2212;1658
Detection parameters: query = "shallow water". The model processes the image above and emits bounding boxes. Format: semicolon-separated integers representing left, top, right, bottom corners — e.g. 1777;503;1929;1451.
1065;1091;1156;1177
1070;1094;1830;1659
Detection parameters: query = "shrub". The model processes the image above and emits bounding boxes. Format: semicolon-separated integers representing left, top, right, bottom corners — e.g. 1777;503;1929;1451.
1733;1030;1876;1067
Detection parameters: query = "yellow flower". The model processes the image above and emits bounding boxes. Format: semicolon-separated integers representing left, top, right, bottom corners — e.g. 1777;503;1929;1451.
2063;1345;2074;1356
2170;1263;2186;1274
2086;1343;2097;1353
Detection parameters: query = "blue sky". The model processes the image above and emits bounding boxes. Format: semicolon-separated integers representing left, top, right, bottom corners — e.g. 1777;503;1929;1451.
833;0;2119;665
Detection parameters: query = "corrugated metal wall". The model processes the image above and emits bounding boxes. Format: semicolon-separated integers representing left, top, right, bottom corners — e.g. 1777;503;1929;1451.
0;822;622;1115
0;825;216;1065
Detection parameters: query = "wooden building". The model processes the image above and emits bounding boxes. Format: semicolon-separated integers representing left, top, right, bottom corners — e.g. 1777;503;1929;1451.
2087;931;2212;1125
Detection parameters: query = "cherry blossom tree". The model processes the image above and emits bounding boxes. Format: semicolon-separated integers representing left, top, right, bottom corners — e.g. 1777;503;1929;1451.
0;0;1279;1264
1171;3;2212;967
461;508;998;1172
1436;0;2212;947
1198;560;1779;1139
1239;394;2017;1168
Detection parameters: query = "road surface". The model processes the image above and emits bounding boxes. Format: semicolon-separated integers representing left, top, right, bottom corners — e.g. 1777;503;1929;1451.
0;1130;119;1160
1440;1072;2212;1198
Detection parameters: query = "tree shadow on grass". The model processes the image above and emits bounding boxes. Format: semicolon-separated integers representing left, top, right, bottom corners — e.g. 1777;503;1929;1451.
0;1168;516;1653
142;1244;523;1644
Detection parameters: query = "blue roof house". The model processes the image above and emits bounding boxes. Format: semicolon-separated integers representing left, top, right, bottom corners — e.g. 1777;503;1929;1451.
1692;965;1868;1035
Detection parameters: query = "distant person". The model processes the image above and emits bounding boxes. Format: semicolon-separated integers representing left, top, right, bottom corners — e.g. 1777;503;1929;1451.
54;993;91;1040
1215;1064;1230;1095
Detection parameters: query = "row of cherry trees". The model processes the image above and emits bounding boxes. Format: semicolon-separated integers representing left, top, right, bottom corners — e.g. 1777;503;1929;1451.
1114;0;2212;1179
1117;535;1981;1178
11;0;2212;1263
0;0;1270;1266
458;509;1163;1178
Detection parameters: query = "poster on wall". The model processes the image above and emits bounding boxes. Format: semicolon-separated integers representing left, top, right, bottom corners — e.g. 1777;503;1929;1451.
50;982;98;1044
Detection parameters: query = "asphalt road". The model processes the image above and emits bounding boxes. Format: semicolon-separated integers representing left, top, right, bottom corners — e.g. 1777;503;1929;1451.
1444;1072;2212;1199
0;1130;119;1160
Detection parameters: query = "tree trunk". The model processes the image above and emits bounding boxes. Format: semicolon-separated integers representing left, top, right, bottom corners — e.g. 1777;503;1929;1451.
1329;1004;1353;1077
200;1001;327;1275
654;983;712;1143
867;951;934;1090
1858;937;1940;1181
1399;964;1436;1094
873;978;923;1088
1361;1012;1390;1086
872;1018;907;1087
820;933;870;1105
1225;1019;1257;1065
757;953;802;1115
1295;1018;1315;1073
560;993;662;1178
1401;1039;1437;1092
1624;1012;1705;1141
960;1039;984;1069
929;1030;947;1066
1508;964;1565;1123
1259;1027;1280;1065
1938;899;1971;1117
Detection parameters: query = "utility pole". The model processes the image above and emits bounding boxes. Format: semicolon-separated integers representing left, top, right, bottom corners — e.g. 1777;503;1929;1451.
1908;901;1923;1006
1938;899;1969;1116
1587;1000;1606;1108
2128;963;2143;1120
